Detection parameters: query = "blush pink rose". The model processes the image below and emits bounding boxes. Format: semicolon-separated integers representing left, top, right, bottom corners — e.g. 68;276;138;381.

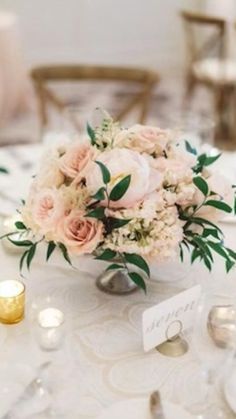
31;188;66;234
115;125;171;155
57;210;103;255
86;148;163;208
59;143;94;180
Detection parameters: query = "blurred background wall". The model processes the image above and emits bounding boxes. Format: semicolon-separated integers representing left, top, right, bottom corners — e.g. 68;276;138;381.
0;0;197;75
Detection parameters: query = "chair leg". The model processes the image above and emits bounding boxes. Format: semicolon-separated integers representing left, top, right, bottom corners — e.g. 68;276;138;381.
213;87;228;143
182;76;196;111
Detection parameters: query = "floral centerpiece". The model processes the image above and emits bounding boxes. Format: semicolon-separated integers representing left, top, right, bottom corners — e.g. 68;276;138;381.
3;116;236;292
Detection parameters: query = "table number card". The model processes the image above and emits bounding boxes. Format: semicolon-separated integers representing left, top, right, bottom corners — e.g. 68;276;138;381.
142;285;202;352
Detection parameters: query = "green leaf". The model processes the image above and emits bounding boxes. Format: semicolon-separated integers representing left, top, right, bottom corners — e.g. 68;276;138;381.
86;207;105;220
128;272;146;293
20;250;29;272
197;154;207;166
95;161;111;184
202;228;220;239
189;217;224;236
46;241;56;261
95;249;117;260
182;240;190;251
203;154;221;166
124;253;150;277
208;241;230;260
26;244;36;270
59;243;72;266
192;236;213;262
234;196;236;215
179;244;184;262
15;221;26;230
193;176;209;196
185;140;197;155
203;255;212;272
191;248;201;264
8;238;32;247
107;217;131;230
91;187;106;201
226;248;236;261
226;259;235;273
0;167;9;174
109;175;131;201
204;200;232;213
106;263;123;271
87;122;96;145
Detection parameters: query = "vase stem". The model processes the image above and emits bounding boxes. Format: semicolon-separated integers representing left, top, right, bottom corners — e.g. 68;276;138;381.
96;269;139;295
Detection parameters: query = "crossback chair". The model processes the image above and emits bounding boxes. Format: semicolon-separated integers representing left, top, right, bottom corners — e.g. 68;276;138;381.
181;10;227;97
180;10;236;142
31;65;159;132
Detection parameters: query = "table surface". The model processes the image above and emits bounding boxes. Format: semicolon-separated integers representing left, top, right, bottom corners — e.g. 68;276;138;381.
0;143;236;419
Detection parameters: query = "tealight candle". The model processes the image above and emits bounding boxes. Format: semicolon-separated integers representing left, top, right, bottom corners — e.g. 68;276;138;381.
0;280;25;324
36;308;65;351
1;215;26;254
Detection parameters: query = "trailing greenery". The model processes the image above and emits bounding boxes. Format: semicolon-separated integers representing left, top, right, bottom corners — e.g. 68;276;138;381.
177;142;236;272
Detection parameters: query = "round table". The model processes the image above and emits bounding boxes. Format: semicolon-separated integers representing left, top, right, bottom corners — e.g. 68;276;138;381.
0;143;235;418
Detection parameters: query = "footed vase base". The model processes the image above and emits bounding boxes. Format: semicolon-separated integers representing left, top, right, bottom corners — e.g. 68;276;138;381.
96;269;139;295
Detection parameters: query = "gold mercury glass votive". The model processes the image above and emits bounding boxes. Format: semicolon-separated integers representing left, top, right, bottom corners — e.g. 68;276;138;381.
0;280;25;324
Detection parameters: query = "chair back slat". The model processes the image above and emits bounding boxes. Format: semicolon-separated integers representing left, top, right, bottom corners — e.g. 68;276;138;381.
180;10;226;67
31;65;159;131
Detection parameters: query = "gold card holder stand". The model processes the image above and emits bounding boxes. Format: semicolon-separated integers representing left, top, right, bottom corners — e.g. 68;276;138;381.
156;320;189;357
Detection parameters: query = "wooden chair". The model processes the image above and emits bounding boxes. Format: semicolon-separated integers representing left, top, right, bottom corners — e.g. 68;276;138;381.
30;65;159;132
181;10;236;142
181;11;226;96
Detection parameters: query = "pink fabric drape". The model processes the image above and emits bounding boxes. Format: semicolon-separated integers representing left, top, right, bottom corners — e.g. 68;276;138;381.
0;12;31;125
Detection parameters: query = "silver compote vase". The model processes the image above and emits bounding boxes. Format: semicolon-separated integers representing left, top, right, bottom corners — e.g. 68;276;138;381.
96;267;138;295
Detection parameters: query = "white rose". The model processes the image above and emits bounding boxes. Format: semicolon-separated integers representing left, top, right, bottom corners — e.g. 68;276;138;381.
86;148;163;208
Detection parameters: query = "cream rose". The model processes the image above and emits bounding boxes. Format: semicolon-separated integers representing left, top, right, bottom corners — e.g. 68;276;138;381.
59;143;94;180
155;151;196;185
29;188;66;235
36;157;65;188
115;124;171;155
86;148;163;208
57;210;103;255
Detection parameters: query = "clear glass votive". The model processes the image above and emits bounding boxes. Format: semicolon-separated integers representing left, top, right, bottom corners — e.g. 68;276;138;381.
36;308;65;351
0;280;25;324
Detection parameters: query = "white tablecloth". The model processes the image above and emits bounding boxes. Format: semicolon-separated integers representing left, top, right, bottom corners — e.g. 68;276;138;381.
0;144;235;418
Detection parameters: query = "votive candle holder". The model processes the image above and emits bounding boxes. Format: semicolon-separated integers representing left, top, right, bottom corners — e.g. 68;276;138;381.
0;280;25;324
